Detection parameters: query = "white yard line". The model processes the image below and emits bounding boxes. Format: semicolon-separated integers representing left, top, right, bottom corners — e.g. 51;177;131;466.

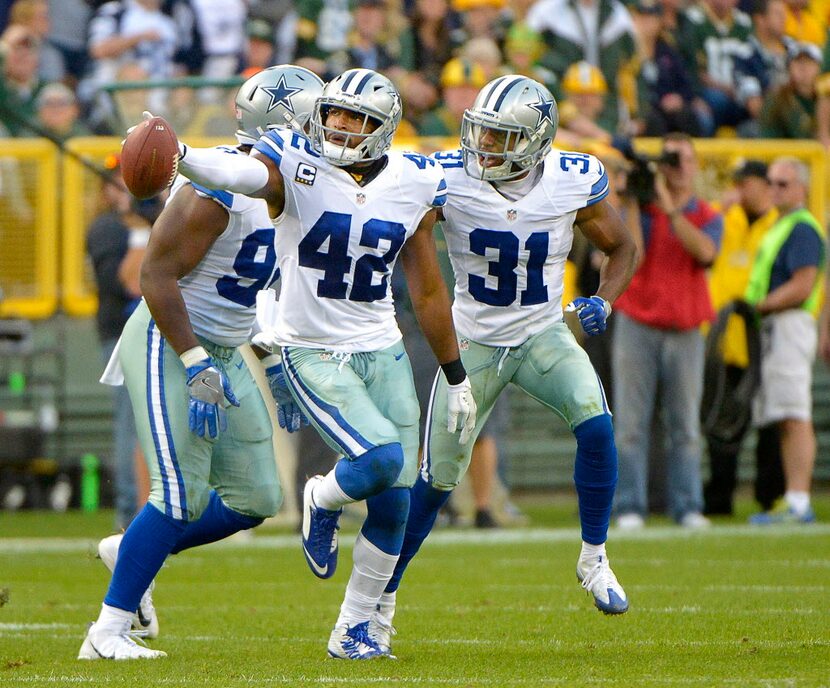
2;523;829;554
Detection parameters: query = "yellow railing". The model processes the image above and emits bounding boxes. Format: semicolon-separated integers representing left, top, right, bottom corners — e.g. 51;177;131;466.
0;136;827;319
0;139;58;319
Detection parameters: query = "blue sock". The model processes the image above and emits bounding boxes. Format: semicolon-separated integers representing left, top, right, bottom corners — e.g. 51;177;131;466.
170;491;262;554
362;486;410;555
573;414;618;545
104;503;187;612
385;477;451;593
335;443;404;501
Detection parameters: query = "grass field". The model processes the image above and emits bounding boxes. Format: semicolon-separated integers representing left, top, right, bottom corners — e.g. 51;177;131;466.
1;495;829;687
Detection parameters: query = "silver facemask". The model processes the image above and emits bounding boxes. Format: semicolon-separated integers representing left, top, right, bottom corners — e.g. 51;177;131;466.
308;68;402;166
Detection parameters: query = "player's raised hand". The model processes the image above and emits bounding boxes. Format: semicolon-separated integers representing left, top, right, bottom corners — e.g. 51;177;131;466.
447;376;477;444
262;355;308;433
566;296;612;336
182;347;239;439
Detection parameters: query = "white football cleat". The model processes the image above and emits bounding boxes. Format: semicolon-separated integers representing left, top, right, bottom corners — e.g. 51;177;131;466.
577;553;629;615
327;621;384;659
98;534;159;638
78;621;166;660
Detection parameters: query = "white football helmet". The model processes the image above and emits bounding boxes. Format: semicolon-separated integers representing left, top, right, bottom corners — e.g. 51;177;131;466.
309;68;402;167
461;75;559;181
234;64;325;145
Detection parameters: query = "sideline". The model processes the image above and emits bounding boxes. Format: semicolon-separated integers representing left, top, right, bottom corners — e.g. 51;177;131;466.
2;523;829;553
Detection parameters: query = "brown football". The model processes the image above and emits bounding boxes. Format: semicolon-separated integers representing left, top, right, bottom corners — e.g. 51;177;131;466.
120;116;179;199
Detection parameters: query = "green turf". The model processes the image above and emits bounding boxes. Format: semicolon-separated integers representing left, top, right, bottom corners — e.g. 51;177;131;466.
1;496;829;687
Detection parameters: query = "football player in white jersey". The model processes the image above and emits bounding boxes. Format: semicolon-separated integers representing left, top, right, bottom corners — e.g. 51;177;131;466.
169;68;477;659
78;66;324;661
371;75;639;654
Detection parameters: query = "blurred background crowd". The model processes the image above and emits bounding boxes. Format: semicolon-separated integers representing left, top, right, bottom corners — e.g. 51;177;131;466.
1;0;829;530
3;0;830;143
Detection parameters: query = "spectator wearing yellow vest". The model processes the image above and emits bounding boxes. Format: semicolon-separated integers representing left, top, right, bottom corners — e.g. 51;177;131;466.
746;156;825;525
703;160;784;516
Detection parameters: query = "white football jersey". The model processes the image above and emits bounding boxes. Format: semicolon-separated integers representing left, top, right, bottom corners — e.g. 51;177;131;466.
254;130;447;352
433;148;609;347
171;147;281;347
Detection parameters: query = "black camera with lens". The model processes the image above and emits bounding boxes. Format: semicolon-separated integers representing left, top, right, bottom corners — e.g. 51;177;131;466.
622;150;680;206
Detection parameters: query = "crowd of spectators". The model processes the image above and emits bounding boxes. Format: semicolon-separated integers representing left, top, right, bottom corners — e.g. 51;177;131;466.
3;0;830;142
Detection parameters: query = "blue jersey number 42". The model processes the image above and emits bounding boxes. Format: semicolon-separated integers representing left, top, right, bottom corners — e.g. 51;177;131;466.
298;211;406;302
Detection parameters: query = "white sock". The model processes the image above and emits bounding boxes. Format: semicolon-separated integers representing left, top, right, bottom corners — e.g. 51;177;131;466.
313;466;353;511
580;541;607;562
378;590;397;622
94;604;133;633
784;491;810;515
338;533;399;625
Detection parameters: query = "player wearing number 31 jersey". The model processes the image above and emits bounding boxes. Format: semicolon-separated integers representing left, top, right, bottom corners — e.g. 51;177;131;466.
371;76;639;654
170;68;477;659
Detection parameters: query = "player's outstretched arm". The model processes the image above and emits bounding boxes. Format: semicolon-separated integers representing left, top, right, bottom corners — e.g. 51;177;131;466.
400;209;477;443
175;143;285;214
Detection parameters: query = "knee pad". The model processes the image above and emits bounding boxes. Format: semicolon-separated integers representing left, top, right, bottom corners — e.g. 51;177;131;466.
336;442;404;499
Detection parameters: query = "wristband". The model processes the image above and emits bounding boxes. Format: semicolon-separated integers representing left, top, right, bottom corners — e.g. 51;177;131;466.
441;358;467;386
180;345;209;368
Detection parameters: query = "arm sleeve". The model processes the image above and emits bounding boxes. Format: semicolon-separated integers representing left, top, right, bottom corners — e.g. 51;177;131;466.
178;144;270;195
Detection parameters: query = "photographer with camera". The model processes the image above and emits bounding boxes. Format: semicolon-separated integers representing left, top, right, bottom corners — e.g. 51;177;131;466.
611;133;723;529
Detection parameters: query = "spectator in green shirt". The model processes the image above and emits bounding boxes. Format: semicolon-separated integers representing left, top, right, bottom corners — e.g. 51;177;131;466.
760;41;821;138
418;56;486;136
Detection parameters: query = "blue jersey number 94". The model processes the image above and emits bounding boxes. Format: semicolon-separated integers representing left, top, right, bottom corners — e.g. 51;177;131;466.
298;211;406;302
216;228;280;307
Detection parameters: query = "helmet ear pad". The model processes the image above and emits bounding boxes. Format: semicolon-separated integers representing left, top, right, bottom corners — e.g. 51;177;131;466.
461;75;558;181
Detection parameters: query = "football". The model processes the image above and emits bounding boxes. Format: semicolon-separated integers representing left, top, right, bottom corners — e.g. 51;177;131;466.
120;115;179;199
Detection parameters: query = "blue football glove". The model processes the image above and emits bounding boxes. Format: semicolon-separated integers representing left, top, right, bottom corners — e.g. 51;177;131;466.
184;355;239;439
565;296;612;336
263;358;308;433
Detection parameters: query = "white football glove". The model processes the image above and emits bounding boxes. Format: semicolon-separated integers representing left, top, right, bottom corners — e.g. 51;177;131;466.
446;376;477;445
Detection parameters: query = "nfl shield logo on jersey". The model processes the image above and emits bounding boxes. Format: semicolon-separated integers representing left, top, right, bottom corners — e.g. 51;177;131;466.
507;209;517;223
356;192;366;205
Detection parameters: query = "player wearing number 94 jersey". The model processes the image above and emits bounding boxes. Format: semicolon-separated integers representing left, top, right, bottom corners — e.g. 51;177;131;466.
172;68;477;659
79;66;324;662
373;75;639;654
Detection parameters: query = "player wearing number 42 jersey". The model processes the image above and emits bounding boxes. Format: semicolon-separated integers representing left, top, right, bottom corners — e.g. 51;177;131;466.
79;65;324;661
371;75;639;655
171;68;477;659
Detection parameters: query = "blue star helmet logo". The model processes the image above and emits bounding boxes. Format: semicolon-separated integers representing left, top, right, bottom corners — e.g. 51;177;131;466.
261;75;303;114
529;98;555;127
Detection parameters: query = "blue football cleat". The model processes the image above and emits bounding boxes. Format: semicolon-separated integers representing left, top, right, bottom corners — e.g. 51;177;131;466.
577;554;629;615
328;621;385;659
301;475;342;579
